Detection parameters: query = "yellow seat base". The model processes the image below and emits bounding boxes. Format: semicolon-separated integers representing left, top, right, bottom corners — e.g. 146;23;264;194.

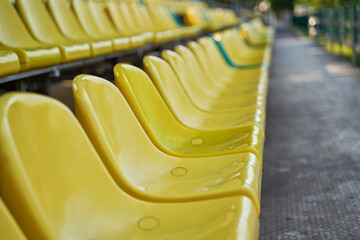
58;42;91;62
0;50;20;77
10;46;61;71
89;39;114;56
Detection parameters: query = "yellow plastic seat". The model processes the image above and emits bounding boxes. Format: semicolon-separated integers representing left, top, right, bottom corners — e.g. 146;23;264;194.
0;198;26;240
147;5;183;39
196;38;268;87
73;74;261;212
192;39;267;82
86;0;131;50
142;4;180;43
251;18;273;36
0;50;20;77
175;44;263;98
47;0;113;56
241;20;273;46
198;37;268;80
72;0;128;51
0;0;61;71
16;0;91;62
0;92;259;239
187;41;268;96
118;1;154;43
216;30;268;64
104;0;146;48
143;55;266;134
158;6;201;37
129;2;176;44
184;7;208;28
219;30;273;68
114;64;264;163
161;50;266;111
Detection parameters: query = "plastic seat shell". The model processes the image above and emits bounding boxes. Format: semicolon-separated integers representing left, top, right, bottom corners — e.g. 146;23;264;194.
47;0;113;56
73;74;262;212
0;92;259;239
0;0;61;71
0;50;20;77
16;0;91;62
114;64;264;164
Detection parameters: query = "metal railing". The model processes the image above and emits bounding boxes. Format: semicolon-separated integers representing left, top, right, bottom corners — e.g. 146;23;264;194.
294;3;360;66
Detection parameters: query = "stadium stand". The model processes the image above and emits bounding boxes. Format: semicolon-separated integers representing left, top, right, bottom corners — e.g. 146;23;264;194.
0;0;275;238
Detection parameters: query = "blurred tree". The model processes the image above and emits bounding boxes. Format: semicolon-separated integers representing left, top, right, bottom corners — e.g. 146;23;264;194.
212;0;358;10
294;0;358;8
270;0;295;11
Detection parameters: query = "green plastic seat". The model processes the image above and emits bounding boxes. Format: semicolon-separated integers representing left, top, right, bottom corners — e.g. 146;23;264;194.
0;0;61;71
114;64;264;164
16;0;91;62
0;92;259;239
73;74;261;212
0;50;20;77
47;0;113;56
0;198;26;240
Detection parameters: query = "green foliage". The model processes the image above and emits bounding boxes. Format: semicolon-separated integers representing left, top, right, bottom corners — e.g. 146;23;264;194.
270;0;295;10
294;0;358;8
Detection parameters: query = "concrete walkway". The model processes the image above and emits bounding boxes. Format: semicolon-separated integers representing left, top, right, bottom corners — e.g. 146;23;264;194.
260;26;360;239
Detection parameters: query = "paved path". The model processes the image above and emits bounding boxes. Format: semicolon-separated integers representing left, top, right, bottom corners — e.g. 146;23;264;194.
260;26;360;239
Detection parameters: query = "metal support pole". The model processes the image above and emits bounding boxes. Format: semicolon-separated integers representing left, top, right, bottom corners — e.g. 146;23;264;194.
350;4;357;65
337;7;343;56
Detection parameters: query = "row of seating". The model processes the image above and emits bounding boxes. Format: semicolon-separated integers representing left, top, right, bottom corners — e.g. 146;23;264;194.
0;0;241;78
184;6;239;30
150;0;208;14
0;15;274;240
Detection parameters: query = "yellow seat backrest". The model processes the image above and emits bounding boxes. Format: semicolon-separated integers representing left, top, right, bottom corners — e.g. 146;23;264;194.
114;64;185;152
138;4;157;31
87;0;119;37
0;198;26;240
160;6;179;29
161;50;214;109
128;2;154;32
147;5;168;31
15;0;69;44
118;2;142;34
104;0;131;34
47;0;90;42
174;44;222;91
187;41;222;85
197;37;231;70
143;55;204;121
0;0;44;48
72;0;108;39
